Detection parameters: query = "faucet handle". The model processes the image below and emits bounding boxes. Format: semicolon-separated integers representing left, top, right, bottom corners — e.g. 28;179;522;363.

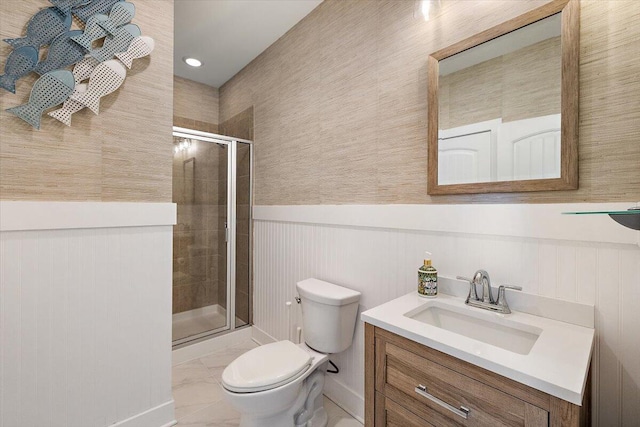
495;285;522;314
457;276;479;303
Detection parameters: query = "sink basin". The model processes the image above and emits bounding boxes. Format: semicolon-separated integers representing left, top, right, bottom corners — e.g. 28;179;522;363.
405;302;542;355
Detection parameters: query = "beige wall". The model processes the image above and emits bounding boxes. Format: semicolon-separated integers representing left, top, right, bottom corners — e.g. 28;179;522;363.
219;0;640;205
0;0;174;202
439;37;561;129
173;75;219;132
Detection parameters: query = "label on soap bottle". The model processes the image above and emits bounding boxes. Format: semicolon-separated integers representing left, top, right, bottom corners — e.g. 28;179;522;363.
418;266;438;298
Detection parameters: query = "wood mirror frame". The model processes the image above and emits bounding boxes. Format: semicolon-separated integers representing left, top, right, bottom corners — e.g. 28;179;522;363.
427;0;579;195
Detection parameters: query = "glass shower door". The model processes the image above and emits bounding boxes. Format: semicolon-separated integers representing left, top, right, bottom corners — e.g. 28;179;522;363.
171;127;253;346
172;132;229;344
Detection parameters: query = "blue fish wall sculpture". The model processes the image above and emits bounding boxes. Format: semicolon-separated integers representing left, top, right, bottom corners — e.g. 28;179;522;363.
6;70;75;130
70;14;110;50
72;0;123;23
97;2;135;36
35;30;87;75
90;24;140;62
0;46;39;94
50;0;92;15
3;7;72;50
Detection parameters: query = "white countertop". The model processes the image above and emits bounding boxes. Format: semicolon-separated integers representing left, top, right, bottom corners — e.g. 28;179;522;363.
361;292;594;405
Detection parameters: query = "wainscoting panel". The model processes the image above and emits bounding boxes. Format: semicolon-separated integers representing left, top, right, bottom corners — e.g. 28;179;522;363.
253;209;640;425
0;225;175;427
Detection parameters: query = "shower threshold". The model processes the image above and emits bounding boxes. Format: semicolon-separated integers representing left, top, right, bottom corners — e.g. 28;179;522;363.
172;304;250;346
172;304;227;342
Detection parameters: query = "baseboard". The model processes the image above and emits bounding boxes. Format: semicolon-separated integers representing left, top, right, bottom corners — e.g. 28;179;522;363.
324;376;365;424
251;325;278;345
110;400;176;427
172;327;252;365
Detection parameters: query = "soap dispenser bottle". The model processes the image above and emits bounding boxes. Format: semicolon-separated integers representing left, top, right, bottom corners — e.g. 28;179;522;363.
418;252;438;298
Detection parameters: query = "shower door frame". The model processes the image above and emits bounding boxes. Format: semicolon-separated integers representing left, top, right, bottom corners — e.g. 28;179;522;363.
172;126;253;347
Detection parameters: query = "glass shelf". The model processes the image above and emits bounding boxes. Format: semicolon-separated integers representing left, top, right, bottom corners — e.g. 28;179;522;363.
563;210;639;215
563;208;640;231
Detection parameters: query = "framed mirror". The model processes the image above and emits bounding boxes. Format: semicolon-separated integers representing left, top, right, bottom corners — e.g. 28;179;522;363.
427;0;579;195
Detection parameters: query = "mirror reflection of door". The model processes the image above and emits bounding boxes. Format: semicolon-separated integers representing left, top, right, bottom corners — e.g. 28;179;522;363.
499;114;561;181
438;119;499;185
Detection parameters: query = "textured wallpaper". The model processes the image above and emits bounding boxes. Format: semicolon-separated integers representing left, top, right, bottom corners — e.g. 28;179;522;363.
219;0;640;205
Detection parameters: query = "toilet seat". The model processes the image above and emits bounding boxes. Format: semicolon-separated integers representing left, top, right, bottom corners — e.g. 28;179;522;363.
222;341;312;393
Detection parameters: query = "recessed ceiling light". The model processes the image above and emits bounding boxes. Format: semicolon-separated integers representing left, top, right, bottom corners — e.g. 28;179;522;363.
183;57;202;67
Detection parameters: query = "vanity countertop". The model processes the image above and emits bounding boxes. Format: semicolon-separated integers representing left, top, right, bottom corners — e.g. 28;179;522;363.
361;292;594;405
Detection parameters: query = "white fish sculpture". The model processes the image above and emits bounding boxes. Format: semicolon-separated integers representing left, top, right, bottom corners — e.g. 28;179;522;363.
114;36;155;69
70;59;126;114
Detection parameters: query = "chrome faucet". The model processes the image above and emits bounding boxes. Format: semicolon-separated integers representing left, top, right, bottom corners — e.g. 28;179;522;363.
457;270;522;314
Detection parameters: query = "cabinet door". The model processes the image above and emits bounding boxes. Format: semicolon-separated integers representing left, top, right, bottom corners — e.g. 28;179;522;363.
380;341;550;426
375;392;435;427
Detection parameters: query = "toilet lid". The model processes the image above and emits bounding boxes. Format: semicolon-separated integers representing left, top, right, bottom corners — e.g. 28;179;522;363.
222;341;312;393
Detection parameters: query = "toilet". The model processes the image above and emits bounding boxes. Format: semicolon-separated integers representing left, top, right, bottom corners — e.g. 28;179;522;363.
221;278;361;427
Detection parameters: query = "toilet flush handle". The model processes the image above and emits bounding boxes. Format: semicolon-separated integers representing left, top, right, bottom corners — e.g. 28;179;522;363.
295;296;301;304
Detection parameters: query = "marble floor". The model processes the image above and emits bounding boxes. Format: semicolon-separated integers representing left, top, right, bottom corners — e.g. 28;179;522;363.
172;339;363;426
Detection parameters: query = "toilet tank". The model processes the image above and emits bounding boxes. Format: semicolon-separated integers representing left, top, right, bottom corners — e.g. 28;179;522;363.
296;278;361;354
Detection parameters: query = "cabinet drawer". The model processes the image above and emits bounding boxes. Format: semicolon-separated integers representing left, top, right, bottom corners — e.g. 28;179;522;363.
378;340;549;426
376;392;436;427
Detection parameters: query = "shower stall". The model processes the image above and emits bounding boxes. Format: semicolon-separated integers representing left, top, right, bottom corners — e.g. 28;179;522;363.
171;127;252;346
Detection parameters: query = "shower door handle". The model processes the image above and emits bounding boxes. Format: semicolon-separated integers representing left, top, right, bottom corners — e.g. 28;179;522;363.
225;222;229;242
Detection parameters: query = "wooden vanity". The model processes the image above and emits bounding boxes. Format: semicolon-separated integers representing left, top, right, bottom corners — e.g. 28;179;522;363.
365;324;591;427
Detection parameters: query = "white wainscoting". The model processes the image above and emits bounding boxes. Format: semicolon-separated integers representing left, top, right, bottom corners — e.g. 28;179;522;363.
0;202;176;427
253;204;640;426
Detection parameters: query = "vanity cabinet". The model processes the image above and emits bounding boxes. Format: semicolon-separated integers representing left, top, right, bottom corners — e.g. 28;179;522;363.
365;324;590;427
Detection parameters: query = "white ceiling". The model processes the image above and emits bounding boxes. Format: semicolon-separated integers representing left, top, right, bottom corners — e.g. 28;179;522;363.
174;0;323;88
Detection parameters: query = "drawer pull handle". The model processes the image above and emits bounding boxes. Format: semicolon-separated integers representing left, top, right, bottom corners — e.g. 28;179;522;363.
415;384;470;420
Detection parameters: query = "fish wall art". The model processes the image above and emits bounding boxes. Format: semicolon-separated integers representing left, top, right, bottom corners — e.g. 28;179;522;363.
2;0;155;130
0;46;39;93
6;70;75;130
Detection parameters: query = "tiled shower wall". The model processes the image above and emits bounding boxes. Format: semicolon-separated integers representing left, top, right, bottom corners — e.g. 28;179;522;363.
253;218;640;425
235;143;252;325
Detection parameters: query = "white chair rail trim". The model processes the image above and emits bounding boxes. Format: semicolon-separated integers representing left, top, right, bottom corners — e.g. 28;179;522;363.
0;201;177;231
253;203;639;246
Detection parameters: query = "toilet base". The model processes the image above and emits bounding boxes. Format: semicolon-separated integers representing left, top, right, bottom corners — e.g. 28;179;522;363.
222;343;330;427
305;406;328;427
236;369;328;427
